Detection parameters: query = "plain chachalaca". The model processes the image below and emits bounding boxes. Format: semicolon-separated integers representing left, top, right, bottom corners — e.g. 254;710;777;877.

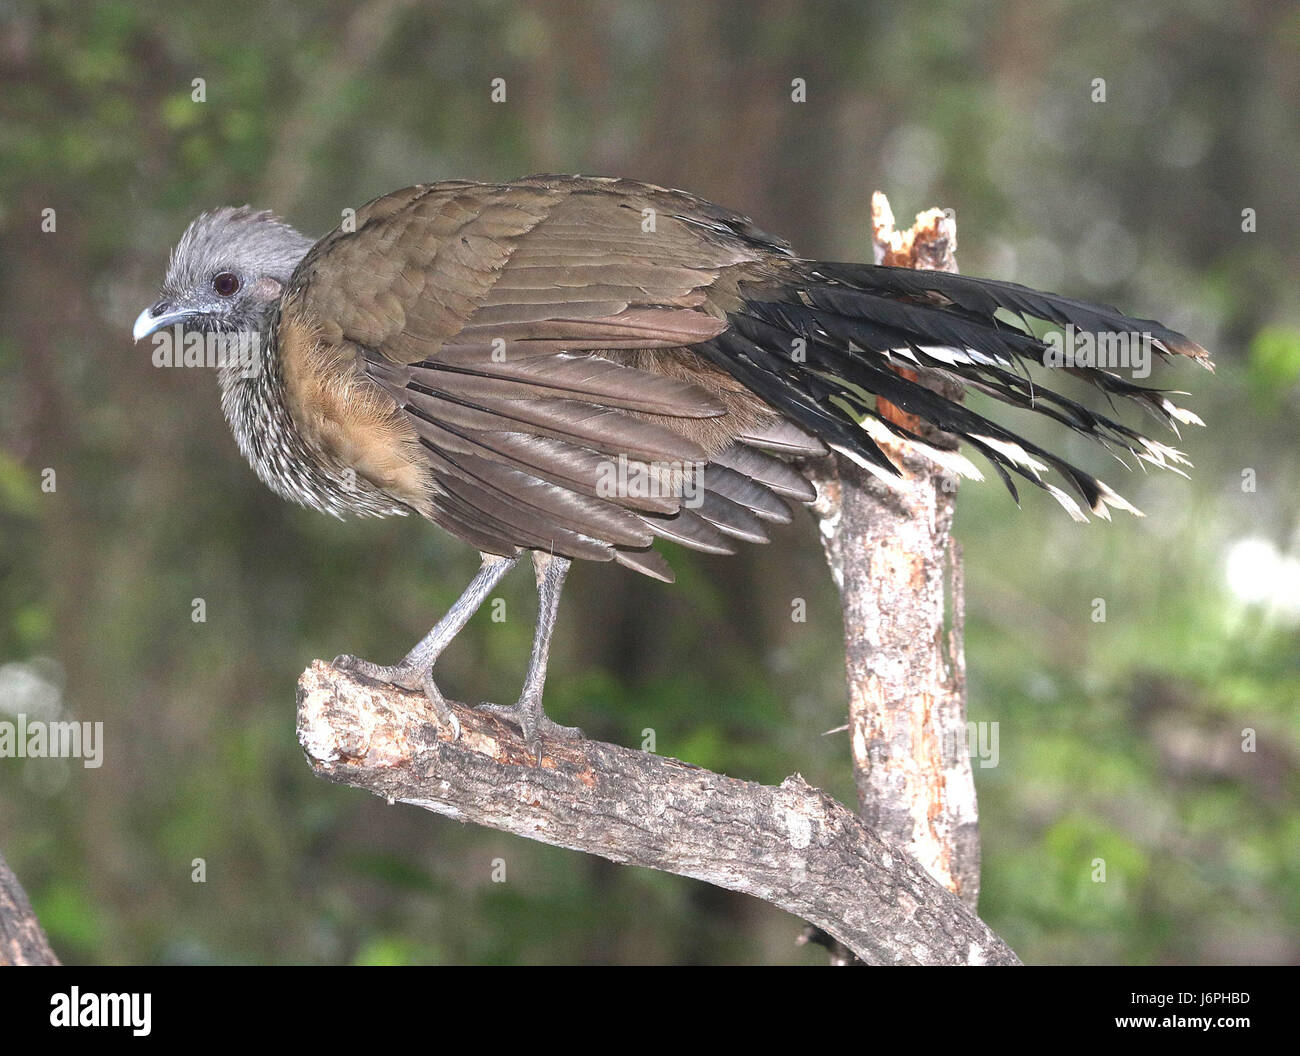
133;175;1211;746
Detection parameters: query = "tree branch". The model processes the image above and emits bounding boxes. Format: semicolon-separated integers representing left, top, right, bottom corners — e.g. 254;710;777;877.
0;851;59;966
806;195;980;907
297;660;1018;965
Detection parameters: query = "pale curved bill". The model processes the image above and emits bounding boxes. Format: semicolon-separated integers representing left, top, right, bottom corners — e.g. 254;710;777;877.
133;306;193;342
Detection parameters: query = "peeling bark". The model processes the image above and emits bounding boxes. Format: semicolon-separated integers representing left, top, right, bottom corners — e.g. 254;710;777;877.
806;194;980;907
297;661;1018;965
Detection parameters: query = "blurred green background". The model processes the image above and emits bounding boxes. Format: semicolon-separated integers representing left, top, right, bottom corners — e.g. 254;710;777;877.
1;0;1298;965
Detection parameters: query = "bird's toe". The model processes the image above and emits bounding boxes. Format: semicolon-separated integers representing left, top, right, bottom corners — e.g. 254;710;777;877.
333;654;426;692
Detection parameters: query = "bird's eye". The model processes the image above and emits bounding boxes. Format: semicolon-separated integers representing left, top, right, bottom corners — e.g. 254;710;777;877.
212;272;240;297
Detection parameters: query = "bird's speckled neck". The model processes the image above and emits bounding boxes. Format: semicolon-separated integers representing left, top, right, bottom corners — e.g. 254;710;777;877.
216;309;411;520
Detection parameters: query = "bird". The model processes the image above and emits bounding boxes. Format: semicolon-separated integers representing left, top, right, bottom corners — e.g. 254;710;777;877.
133;174;1211;748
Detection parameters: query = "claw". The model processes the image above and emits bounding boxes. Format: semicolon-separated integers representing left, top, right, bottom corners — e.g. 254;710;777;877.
332;654;460;739
477;698;582;761
421;670;461;741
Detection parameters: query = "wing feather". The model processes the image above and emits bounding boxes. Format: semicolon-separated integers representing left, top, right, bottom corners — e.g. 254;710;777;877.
281;178;813;572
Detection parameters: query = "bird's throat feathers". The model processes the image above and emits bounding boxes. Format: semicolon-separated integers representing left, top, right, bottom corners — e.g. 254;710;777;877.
217;306;417;520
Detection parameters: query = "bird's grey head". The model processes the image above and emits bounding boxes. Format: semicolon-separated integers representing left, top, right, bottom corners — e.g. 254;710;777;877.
133;206;314;342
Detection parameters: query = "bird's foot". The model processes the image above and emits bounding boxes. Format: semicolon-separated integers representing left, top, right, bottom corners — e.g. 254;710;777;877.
332;654;461;740
477;696;582;761
333;654;424;691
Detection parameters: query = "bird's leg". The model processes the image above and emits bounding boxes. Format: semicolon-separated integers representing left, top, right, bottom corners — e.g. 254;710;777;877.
335;551;521;735
478;552;581;749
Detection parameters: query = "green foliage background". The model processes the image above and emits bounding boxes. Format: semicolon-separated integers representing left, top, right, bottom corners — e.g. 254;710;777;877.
1;0;1297;964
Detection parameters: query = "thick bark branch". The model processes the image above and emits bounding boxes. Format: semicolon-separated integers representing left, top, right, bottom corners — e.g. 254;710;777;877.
0;851;59;966
806;195;980;907
297;660;1018;965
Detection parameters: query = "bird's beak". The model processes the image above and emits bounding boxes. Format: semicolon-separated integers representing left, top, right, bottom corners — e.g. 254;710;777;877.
133;302;194;342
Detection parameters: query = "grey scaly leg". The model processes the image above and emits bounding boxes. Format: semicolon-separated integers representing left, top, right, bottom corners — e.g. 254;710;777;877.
478;551;580;749
335;551;521;736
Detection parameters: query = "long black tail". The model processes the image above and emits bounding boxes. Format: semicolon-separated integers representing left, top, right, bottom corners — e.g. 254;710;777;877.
698;262;1212;520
